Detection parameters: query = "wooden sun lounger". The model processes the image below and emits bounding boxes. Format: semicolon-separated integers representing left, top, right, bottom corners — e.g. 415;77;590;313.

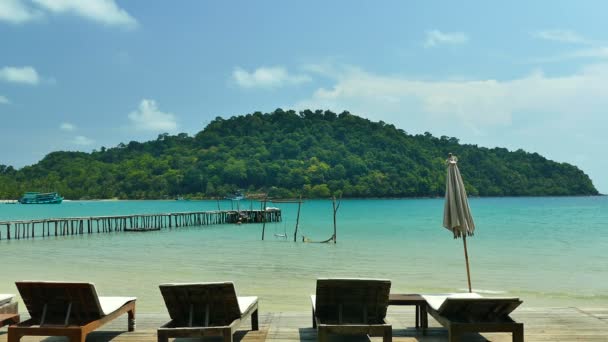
422;293;524;342
311;278;392;342
8;281;136;342
157;282;259;342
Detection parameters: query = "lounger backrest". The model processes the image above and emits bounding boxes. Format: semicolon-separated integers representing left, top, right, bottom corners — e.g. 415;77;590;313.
315;278;391;324
159;282;241;327
438;298;522;320
16;281;104;325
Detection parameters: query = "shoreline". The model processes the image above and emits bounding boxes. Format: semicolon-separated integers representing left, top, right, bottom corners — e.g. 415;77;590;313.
1;194;605;203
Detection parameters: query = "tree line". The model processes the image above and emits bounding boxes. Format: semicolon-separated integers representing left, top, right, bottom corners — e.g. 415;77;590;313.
0;109;599;199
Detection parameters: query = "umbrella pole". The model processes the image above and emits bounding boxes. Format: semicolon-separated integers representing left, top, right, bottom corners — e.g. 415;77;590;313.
463;235;472;292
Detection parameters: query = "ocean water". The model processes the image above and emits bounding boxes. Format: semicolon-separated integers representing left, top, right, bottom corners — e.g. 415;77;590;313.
1;197;607;312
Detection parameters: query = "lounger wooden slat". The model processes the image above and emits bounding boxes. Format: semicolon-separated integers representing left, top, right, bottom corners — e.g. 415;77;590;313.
8;281;136;342
311;278;392;342
158;282;259;342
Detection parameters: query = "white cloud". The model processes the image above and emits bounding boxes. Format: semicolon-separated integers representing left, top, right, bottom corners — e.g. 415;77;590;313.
530;30;608;63
0;0;40;23
0;66;40;85
424;30;469;48
72;135;94;146
0;95;9;104
532;29;593;45
233;66;311;88
0;0;136;28
128;99;178;132
293;63;608;136
60;122;76;131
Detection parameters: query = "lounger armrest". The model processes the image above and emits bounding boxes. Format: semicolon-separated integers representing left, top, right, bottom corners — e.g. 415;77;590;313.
98;297;137;316
237;296;257;315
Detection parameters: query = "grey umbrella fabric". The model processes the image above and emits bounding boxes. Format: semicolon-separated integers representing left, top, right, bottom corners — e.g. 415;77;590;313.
443;154;475;238
442;153;475;292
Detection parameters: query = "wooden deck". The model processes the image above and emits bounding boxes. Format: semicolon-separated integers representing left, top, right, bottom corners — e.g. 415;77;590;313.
0;307;606;341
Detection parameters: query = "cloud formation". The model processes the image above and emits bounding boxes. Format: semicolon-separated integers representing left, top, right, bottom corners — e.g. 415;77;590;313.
233;66;311;88
532;29;593;45
60;122;76;131
0;0;40;23
424;30;469;48
72;135;94;146
294;63;608;134
530;29;608;63
0;66;40;85
0;0;137;28
128;99;178;132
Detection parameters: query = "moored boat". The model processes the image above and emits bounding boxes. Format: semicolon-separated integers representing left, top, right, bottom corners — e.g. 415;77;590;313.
19;192;63;204
225;191;245;201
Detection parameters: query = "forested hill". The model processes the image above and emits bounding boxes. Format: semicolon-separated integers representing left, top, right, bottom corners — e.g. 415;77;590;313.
0;109;599;199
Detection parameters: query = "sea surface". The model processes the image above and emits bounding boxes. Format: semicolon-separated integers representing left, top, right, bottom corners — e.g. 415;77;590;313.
1;197;607;312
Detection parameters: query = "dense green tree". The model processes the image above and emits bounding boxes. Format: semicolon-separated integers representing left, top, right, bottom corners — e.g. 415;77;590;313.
0;109;599;199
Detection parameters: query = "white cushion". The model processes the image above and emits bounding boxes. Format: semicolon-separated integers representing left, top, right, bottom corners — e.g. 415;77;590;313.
160;282;233;287
422;293;482;311
317;278;390;282
0;294;14;306
98;296;136;316
237;296;257;315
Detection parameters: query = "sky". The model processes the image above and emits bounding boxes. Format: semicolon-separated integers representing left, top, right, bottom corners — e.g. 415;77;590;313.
1;1;607;193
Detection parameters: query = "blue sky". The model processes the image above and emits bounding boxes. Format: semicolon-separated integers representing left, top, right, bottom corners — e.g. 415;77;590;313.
1;1;607;193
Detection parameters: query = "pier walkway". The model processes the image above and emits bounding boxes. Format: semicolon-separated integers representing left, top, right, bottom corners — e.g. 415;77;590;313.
0;209;281;240
0;306;606;341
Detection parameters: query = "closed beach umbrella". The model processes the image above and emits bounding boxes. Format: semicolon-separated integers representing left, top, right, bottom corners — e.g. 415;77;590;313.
443;153;475;292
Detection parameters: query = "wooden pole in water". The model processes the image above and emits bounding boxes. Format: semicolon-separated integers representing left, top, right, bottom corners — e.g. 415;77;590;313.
332;195;341;244
293;195;302;242
261;197;267;240
463;235;472;292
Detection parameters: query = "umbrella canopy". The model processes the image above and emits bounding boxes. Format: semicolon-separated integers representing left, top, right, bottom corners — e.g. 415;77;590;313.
443;154;475;238
442;153;475;292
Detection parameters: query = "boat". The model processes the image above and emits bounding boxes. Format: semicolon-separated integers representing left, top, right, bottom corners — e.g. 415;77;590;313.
19;192;63;204
225;191;245;201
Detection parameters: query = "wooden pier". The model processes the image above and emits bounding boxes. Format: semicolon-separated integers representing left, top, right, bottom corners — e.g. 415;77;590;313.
0;209;281;240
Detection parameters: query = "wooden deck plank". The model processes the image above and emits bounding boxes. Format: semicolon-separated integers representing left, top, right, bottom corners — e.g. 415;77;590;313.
0;307;606;341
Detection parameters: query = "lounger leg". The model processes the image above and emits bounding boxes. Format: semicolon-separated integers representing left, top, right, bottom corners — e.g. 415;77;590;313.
317;328;328;342
157;331;169;342
312;308;316;328
128;306;136;331
448;326;461;342
513;324;524;342
7;330;22;342
251;308;259;330
68;331;86;342
223;328;233;342
420;304;428;335
383;326;392;342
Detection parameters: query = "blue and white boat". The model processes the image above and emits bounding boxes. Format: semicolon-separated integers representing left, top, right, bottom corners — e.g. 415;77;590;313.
19;192;63;204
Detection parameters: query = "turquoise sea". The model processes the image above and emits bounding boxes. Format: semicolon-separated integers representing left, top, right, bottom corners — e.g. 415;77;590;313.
1;197;607;312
